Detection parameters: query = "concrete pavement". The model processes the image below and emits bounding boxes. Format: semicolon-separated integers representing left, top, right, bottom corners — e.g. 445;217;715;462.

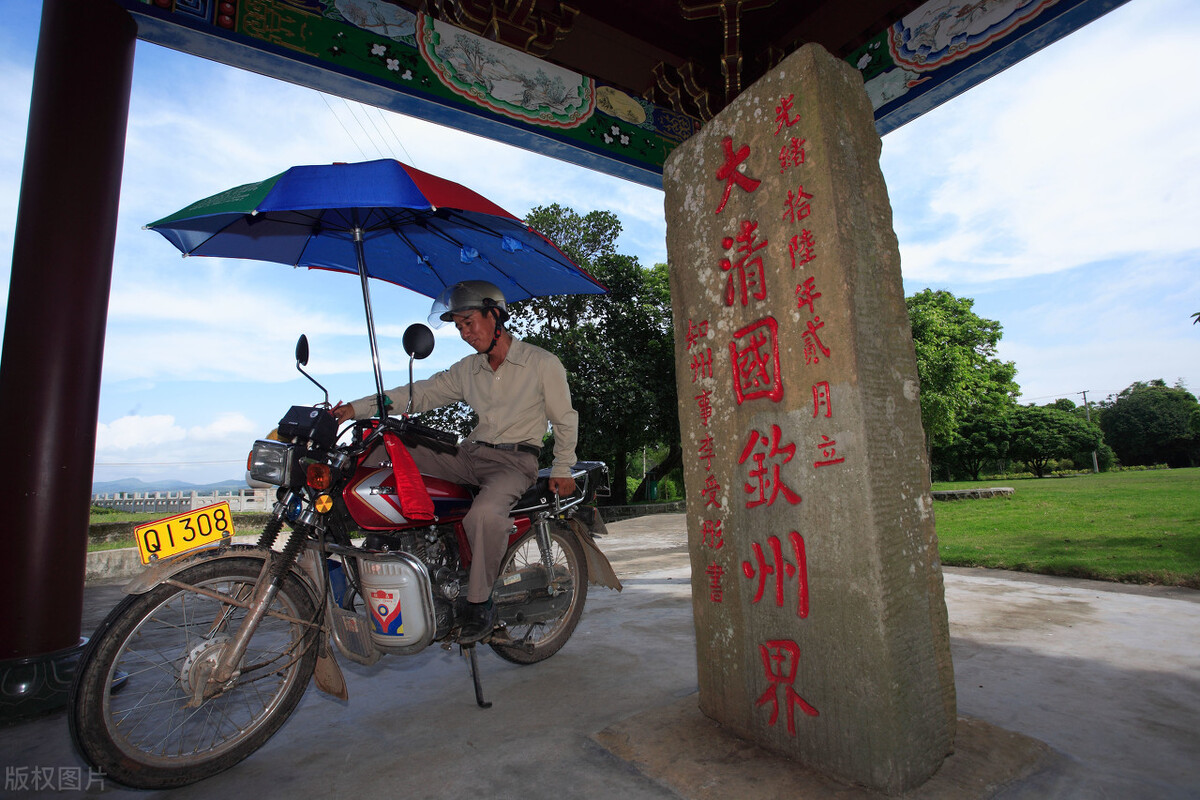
2;513;1198;798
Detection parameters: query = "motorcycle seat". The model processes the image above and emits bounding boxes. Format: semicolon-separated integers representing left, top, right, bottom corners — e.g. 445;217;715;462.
510;462;603;513
512;474;558;512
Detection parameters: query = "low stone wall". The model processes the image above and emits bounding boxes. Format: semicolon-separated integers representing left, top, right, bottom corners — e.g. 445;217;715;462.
598;501;685;522
931;487;1014;501
91;489;270;514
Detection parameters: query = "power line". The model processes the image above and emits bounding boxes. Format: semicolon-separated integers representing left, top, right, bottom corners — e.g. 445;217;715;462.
341;97;388;159
1020;387;1126;403
361;105;402;161
373;106;416;166
318;92;369;160
317;90;418;167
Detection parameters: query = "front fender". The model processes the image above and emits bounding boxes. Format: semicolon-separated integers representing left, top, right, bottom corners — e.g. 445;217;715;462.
123;544;324;607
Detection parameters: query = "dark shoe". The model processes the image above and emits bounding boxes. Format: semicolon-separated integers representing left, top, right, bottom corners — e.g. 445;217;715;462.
458;599;497;644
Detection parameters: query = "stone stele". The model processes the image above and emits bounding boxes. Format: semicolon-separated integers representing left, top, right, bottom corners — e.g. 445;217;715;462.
663;43;956;794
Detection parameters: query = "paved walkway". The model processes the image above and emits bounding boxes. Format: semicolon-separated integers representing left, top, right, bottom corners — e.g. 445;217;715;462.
2;514;1198;798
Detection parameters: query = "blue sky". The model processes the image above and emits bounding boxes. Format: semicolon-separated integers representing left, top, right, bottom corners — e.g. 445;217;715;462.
2;0;1197;485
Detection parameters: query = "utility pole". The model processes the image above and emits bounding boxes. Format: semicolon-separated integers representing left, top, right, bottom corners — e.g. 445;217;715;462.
1079;390;1100;473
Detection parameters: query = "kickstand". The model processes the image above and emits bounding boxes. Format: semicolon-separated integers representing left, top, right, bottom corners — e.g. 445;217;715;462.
461;645;492;709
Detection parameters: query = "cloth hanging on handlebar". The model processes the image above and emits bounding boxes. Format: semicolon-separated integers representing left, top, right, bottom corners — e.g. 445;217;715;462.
383;433;436;521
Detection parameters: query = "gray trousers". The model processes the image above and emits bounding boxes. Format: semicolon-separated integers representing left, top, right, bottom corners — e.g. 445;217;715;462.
409;441;538;603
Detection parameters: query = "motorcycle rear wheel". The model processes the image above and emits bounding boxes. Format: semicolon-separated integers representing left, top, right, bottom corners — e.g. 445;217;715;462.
69;556;319;789
490;524;588;665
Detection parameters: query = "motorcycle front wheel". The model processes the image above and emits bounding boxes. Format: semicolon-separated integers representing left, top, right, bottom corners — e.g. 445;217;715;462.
69;556;319;789
490;524;588;665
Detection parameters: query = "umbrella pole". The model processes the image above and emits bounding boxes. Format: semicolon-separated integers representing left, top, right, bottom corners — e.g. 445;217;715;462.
354;229;389;418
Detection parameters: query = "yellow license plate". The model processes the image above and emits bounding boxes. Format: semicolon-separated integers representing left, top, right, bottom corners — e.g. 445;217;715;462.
134;502;236;565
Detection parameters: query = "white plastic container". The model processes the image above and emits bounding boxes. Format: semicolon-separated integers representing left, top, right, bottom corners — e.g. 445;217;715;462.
358;558;428;648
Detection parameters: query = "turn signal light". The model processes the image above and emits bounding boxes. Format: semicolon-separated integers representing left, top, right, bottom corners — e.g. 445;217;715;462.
307;463;332;491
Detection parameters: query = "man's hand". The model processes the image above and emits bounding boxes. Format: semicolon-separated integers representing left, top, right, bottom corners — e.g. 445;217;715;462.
548;477;577;497
331;402;355;424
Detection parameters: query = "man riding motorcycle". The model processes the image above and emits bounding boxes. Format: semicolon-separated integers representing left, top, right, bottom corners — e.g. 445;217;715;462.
333;280;578;643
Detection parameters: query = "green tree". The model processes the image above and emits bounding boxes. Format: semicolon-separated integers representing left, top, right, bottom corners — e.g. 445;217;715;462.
905;289;1019;466
941;409;1012;480
1042;397;1112;471
509;205;677;504
1009;405;1104;478
1099;381;1200;468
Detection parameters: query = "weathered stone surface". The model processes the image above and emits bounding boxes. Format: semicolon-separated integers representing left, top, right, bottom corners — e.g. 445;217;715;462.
663;43;955;793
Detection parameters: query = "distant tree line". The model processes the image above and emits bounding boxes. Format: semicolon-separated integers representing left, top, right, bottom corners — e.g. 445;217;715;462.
906;290;1200;480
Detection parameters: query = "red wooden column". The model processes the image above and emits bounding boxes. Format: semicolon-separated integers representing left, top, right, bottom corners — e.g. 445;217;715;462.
0;0;135;718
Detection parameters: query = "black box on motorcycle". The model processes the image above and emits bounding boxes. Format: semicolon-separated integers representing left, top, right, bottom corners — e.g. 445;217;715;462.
277;406;338;447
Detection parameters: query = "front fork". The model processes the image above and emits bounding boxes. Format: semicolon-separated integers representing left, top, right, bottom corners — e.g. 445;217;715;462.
204;497;311;695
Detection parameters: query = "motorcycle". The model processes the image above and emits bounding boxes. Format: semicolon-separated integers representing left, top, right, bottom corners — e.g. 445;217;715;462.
68;325;618;789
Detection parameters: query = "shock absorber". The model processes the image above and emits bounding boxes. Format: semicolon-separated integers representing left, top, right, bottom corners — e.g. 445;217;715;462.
256;511;285;550
534;515;557;592
272;527;306;580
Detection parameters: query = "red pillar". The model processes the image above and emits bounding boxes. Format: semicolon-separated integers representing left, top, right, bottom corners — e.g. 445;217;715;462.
0;0;134;717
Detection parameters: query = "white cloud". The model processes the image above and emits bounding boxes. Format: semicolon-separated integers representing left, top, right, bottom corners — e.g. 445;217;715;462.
187;412;259;440
887;2;1200;283
93;411;261;484
96;414;185;451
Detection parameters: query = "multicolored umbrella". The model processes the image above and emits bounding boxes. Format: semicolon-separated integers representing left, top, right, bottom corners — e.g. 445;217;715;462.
146;158;605;407
146;158;606;303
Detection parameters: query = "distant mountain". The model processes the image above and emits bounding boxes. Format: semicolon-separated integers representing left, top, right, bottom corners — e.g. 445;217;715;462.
92;477;248;495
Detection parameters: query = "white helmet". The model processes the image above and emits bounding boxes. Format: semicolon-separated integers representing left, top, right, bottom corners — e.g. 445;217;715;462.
428;280;510;328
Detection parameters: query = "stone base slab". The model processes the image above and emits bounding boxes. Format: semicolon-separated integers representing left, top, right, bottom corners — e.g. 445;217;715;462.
593;697;1058;799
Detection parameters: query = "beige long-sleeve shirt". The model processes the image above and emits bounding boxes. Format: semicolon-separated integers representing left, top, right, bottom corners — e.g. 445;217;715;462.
348;338;579;478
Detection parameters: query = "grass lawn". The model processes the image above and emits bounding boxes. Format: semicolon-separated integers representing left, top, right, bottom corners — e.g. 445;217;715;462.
932;468;1200;589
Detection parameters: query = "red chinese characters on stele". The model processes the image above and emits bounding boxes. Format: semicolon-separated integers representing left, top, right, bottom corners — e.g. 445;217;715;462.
776;91;818;272
706;563;725;602
695;389;714;427
714;136;761;215
742;530;809;618
774;93;800;134
690;347;714;382
720;220;769;307
729;317;784;405
789;230;817;270
775;94;805;172
701;518;724;549
756;639;820;735
738;425;802;509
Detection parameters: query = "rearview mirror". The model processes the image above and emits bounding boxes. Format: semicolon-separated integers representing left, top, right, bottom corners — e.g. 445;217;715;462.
402;324;435;360
295;334;310;366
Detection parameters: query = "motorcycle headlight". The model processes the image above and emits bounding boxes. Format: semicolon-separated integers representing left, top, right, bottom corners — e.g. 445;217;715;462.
248;439;299;487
